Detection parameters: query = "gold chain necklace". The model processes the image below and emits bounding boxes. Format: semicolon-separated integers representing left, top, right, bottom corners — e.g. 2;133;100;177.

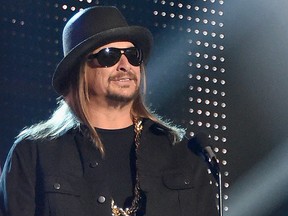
111;118;143;216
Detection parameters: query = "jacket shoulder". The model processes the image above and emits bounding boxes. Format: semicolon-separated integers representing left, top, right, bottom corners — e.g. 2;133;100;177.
142;119;172;137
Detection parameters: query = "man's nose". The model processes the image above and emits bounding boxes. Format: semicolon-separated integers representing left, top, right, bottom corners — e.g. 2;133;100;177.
117;54;131;72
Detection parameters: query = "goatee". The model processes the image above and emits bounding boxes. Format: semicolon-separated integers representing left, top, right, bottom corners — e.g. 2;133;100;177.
106;90;139;103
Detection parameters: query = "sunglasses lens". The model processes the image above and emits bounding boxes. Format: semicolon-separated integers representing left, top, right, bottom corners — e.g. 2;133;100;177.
125;48;143;66
88;47;143;67
97;48;120;67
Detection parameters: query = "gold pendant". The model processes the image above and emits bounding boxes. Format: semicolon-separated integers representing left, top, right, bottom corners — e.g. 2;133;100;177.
111;199;132;216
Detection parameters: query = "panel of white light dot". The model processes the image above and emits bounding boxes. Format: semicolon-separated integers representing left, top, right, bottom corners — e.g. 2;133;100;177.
152;0;229;213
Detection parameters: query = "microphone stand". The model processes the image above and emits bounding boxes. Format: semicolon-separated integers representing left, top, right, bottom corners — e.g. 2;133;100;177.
209;158;223;216
217;170;224;216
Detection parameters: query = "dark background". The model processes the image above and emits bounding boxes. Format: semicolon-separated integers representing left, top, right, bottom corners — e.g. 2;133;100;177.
1;0;288;215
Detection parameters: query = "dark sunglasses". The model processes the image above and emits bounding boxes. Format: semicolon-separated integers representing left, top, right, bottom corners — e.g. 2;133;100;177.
87;47;143;67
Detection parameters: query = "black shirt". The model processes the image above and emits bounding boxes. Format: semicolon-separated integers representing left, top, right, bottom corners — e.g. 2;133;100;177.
96;125;136;208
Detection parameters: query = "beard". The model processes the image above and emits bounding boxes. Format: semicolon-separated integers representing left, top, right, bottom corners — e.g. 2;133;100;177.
106;87;139;103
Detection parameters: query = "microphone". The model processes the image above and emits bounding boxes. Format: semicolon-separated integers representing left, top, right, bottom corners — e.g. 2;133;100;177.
188;132;220;175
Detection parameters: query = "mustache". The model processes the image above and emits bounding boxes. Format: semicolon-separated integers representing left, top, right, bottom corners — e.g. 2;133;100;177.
109;71;137;81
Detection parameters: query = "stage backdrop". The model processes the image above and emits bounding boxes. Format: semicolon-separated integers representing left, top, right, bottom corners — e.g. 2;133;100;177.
1;0;288;215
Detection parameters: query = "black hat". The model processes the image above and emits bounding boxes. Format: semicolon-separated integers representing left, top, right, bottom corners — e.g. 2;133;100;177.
53;6;153;95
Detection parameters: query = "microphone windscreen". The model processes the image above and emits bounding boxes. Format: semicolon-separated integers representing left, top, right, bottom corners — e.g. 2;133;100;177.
188;132;210;155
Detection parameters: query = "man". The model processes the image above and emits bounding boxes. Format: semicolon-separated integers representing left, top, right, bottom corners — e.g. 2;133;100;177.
0;6;218;216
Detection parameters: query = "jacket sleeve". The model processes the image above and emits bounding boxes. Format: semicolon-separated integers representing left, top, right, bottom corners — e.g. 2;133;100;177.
0;140;37;216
